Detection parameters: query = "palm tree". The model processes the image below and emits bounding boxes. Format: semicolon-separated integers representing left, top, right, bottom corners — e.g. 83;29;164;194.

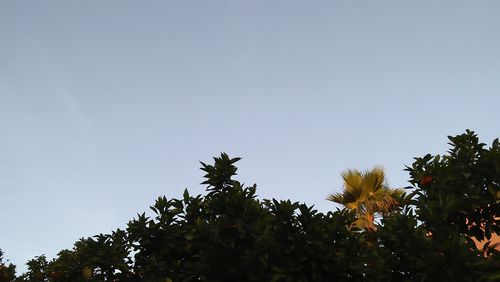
327;167;403;231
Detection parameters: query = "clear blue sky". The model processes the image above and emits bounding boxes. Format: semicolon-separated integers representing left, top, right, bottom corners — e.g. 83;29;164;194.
1;0;499;273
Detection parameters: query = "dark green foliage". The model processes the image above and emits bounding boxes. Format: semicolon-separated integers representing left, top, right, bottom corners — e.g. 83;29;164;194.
126;154;368;281
14;255;52;282
375;208;497;282
45;230;131;281
0;249;16;282
3;131;500;281
406;130;499;249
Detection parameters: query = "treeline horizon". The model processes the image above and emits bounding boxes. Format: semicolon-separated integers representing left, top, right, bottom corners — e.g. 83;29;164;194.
1;130;499;281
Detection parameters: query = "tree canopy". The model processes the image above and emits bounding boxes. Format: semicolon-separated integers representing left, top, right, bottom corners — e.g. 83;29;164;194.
1;130;499;281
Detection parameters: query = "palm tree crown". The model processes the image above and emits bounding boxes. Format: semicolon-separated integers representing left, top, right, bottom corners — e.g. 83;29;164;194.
327;167;403;230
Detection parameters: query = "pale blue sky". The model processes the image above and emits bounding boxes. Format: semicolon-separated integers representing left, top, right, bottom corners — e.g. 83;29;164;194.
1;0;500;272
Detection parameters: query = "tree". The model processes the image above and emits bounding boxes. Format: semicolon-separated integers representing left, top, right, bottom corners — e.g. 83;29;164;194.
406;130;500;255
125;153;368;281
16;255;48;282
4;132;500;280
46;231;132;281
327;167;403;230
0;249;16;282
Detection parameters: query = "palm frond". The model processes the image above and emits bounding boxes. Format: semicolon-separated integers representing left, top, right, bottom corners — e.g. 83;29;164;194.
341;170;362;192
360;166;385;193
326;192;344;204
329;166;404;230
327;189;361;205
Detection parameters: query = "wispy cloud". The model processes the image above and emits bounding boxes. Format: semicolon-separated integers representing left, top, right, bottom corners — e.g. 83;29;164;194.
0;81;35;146
56;82;92;130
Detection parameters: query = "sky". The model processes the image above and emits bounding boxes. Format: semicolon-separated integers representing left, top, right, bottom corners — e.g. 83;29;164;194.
1;0;500;273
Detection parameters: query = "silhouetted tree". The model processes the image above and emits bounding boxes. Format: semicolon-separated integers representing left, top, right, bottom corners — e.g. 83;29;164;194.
4;130;499;281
